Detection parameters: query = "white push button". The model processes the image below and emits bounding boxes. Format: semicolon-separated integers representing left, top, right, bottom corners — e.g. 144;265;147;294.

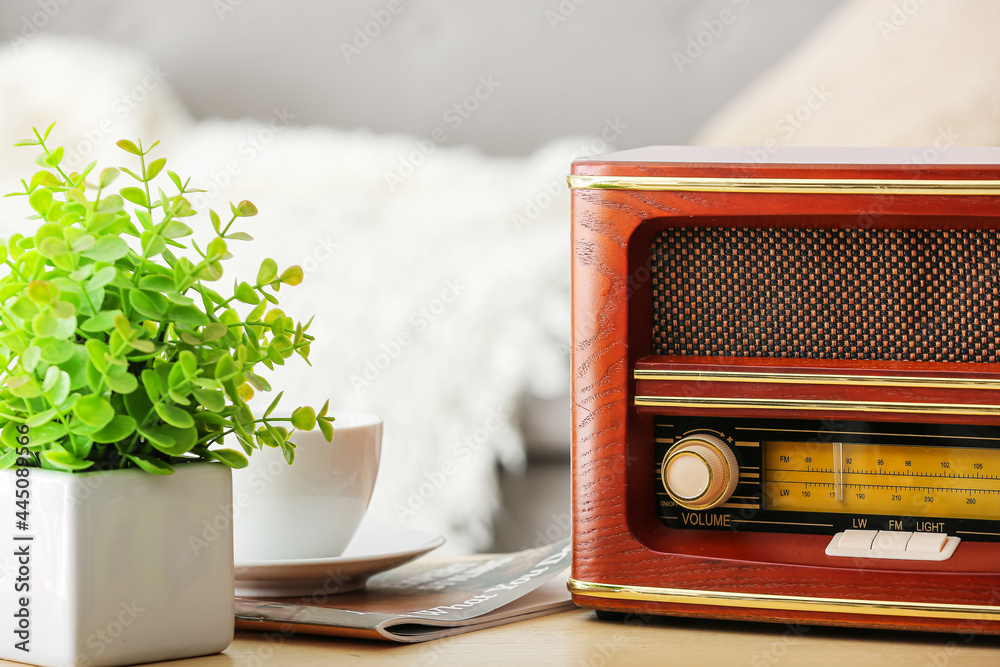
837;529;878;550
872;531;912;553
826;530;960;561
906;532;949;553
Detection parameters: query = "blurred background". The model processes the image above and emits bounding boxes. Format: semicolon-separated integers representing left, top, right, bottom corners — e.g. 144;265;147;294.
1;0;997;554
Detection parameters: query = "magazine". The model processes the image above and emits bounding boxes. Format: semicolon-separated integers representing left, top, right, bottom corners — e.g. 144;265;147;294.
234;539;573;642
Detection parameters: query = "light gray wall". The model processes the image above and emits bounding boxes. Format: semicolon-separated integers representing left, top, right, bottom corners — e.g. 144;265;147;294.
0;0;843;155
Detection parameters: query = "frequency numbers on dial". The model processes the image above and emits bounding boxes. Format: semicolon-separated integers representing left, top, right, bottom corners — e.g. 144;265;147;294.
763;441;1000;520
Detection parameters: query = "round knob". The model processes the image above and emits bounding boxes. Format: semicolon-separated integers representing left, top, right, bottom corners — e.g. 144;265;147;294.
660;433;739;510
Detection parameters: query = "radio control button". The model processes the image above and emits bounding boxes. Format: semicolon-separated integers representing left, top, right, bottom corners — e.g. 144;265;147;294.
837;529;879;550
661;434;739;511
872;531;912;553
826;531;960;560
906;532;949;553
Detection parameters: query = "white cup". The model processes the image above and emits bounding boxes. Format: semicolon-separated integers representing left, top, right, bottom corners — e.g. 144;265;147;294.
232;412;382;562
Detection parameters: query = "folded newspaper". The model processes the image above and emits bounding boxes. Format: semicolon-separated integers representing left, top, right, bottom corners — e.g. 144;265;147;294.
234;539;573;642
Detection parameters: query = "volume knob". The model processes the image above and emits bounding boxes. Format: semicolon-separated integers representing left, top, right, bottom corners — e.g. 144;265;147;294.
661;434;739;510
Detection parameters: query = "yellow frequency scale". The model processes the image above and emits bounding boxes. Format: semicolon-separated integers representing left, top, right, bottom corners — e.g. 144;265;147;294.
764;441;1000;521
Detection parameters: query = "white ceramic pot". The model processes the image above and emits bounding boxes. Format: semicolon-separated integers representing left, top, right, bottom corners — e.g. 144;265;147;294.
0;462;235;667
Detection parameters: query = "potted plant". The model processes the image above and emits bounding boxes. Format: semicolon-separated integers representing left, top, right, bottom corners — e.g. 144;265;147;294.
0;124;334;667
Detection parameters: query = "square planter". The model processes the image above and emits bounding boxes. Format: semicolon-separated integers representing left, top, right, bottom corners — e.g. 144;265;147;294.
0;462;234;667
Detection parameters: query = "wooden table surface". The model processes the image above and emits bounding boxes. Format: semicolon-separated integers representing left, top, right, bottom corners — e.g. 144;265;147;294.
114;607;1000;666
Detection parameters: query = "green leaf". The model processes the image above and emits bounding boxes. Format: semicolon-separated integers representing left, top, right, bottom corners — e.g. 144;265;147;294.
214;355;237;382
234;281;259;304
81;235;129;262
29;187;53;215
32;310;75;340
80;310;122;332
154;403;194;429
105;370;138;394
138;427;175;453
42;146;64;167
178;350;198;378
263;391;284;418
145;157;166;181
141;368;161;401
291;406;316;431
26;280;58;304
161;220;191;239
201;322;228;342
225;231;254;241
127;338;155;354
138;274;175;291
124;385;153;421
141;423;196;456
91;414;137;443
25;408;59;429
279;437;295;464
257;258;278;285
140;230;166;257
207;237;227;259
41;365;60;392
166;304;209;326
99;167;120;188
85;339;110;372
63;345;90;390
113;313;134;341
73;394;115;429
20;345;41;372
126;453;173;475
167;170;183;191
96;194;124;212
37;338;75;364
120;186;149;208
279;265;303;286
163;290;195;306
6;375;41;399
205;448;248;469
42;450;93;472
0;450;20;469
42;368;70;407
318;417;334;442
234;200;258;217
2;422;66;449
39;236;70;257
87;266;118;290
129;289;167;319
116;139;142;155
243;371;269;392
192;388;225;412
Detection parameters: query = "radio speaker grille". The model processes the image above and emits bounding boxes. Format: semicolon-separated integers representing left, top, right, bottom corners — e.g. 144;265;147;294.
651;227;1000;363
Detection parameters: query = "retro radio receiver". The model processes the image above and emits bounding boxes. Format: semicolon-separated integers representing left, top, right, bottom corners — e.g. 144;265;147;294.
569;146;1000;634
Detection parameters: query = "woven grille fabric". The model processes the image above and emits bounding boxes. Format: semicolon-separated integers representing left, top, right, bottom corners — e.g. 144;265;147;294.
651;227;1000;362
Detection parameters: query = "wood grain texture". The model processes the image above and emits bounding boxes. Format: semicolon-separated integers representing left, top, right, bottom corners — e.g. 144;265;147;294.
570;149;1000;634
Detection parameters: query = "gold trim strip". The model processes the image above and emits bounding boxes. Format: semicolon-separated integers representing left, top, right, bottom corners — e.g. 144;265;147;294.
634;368;1000;391
567;578;1000;621
567;174;1000;195
635;395;1000;416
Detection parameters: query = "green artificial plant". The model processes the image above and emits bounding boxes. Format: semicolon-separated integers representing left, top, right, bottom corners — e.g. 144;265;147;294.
0;124;333;474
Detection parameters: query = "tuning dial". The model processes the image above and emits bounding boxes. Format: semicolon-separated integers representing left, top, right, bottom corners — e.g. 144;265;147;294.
661;433;739;510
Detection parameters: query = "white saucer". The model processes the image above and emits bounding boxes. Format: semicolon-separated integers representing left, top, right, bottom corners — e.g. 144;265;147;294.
234;524;445;598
